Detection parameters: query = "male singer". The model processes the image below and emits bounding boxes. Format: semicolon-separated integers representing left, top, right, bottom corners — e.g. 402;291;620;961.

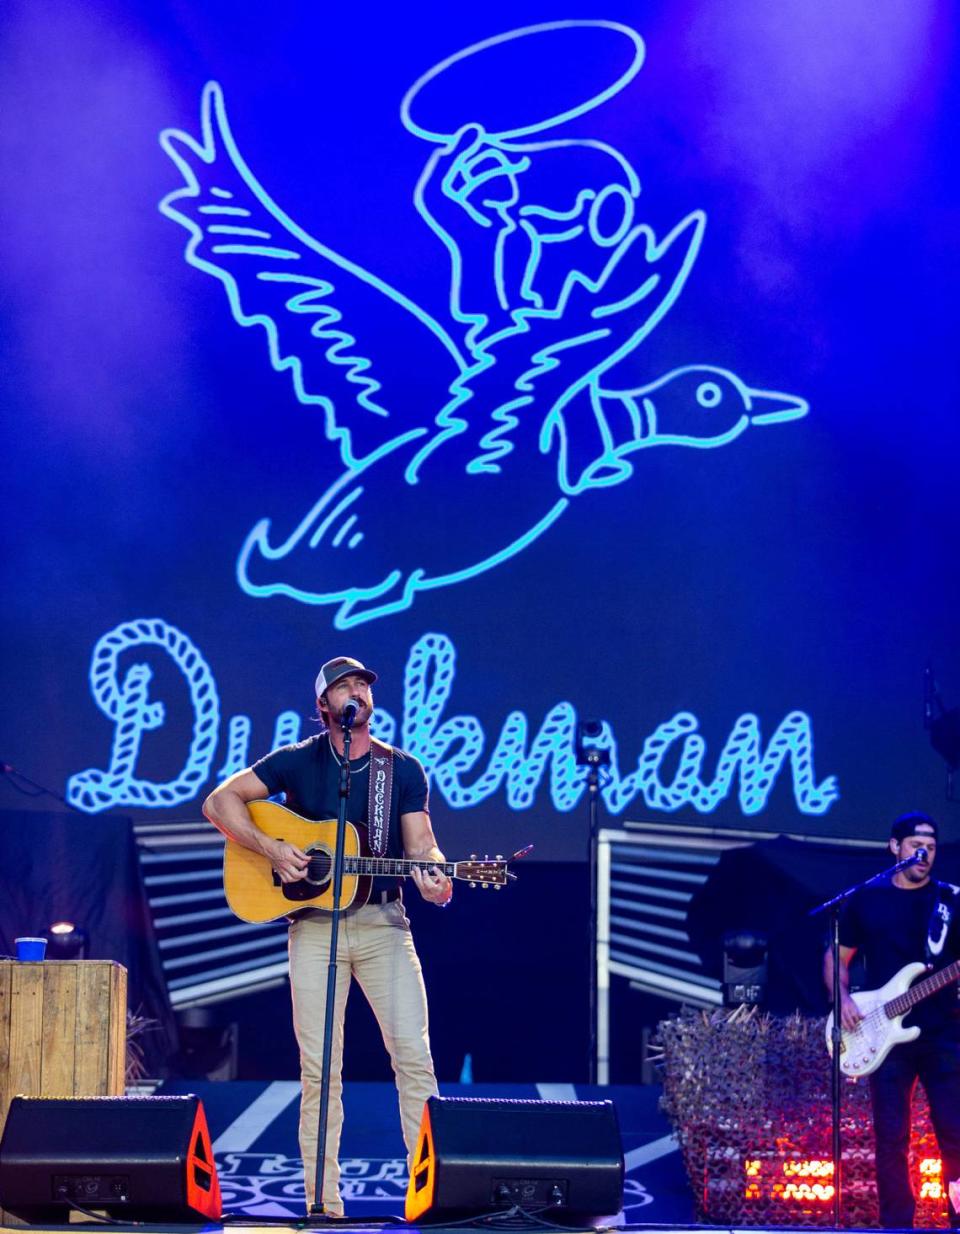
204;656;451;1215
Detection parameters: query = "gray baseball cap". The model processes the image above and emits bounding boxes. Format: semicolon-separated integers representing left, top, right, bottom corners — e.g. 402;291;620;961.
315;656;377;698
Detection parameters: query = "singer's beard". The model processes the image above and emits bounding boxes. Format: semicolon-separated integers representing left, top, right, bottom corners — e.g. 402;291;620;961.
333;700;371;729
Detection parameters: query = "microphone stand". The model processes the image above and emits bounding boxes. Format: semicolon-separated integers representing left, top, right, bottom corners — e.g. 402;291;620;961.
808;850;926;1229
584;748;607;1085
307;711;354;1223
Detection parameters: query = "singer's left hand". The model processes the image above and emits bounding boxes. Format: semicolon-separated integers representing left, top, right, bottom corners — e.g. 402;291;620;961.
412;864;452;906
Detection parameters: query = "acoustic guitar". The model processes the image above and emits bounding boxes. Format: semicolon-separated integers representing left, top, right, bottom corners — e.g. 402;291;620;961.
223;799;529;922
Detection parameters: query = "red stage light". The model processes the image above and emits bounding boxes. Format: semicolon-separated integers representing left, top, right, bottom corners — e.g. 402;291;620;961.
774;1181;836;1203
920;1158;944;1200
741;1156;943;1206
783;1159;834;1178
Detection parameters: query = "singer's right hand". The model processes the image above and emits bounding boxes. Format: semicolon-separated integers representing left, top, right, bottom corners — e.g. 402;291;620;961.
268;839;310;883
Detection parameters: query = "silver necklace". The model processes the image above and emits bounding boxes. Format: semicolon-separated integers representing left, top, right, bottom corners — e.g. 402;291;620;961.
328;735;370;772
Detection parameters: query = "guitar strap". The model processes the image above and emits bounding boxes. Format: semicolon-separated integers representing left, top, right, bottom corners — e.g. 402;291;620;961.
367;738;394;858
925;881;960;966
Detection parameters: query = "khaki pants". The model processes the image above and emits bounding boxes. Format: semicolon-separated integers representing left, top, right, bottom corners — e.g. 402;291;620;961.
288;899;437;1214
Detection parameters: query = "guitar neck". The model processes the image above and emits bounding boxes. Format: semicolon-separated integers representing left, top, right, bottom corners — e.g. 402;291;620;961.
885;960;960;1018
345;857;457;879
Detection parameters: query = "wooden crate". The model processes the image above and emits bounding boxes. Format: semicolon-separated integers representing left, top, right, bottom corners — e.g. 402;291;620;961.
0;960;126;1226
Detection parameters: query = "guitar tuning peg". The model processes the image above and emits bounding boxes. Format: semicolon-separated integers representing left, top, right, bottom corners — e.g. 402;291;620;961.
495;854;503;861
469;881;476;888
482;882;488;889
494;886;502;892
470;853;477;860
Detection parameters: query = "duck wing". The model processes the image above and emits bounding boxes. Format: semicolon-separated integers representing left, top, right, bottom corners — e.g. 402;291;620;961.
159;82;466;469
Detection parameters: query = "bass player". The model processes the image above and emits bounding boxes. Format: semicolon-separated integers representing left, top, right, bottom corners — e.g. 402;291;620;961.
203;656;452;1216
824;813;960;1227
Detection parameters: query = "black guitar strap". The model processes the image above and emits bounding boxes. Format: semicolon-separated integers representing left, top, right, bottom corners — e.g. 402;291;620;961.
925;881;960;966
367;739;394;858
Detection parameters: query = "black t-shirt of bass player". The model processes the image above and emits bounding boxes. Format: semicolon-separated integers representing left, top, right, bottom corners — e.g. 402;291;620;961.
839;879;960;1032
253;733;430;900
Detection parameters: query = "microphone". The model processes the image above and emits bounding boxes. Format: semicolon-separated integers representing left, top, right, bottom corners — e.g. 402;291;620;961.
340;698;360;729
914;846;929;864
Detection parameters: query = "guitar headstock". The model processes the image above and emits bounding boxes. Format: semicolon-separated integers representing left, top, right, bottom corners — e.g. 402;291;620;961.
454;844;533;890
454;855;509;889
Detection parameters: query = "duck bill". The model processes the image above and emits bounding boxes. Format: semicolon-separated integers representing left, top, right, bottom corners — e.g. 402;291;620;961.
749;388;810;426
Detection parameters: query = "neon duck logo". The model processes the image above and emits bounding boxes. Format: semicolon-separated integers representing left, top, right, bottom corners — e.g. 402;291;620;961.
159;21;808;628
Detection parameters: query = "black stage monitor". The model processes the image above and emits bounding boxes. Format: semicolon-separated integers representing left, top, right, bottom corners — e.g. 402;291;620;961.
0;1094;221;1223
406;1096;623;1223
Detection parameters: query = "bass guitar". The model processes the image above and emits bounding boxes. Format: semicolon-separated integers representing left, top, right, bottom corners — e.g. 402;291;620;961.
223;799;531;922
826;958;960;1076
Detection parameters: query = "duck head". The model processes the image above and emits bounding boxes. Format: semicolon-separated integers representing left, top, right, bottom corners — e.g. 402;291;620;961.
613;363;809;450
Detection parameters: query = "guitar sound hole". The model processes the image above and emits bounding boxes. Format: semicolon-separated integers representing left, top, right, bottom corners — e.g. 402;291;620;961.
305;851;333;886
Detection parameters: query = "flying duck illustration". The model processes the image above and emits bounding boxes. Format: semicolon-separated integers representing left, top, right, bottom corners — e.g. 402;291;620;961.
159;35;808;628
235;362;806;625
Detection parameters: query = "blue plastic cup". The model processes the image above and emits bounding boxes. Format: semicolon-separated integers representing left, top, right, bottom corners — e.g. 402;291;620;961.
15;937;47;961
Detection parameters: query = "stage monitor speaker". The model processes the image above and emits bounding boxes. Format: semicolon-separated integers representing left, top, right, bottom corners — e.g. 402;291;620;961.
405;1096;623;1223
0;1094;221;1222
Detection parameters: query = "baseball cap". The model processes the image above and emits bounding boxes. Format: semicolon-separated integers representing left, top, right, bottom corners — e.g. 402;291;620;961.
315;656;377;697
890;811;938;844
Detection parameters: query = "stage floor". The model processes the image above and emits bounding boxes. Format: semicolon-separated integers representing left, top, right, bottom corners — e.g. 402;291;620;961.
0;1080;928;1233
148;1078;693;1225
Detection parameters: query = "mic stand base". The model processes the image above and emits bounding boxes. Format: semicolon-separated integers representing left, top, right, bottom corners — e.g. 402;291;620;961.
303;1209;403;1227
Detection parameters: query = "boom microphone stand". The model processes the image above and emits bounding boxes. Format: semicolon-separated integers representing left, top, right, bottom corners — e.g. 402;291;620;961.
307;703;356;1223
809;848;928;1229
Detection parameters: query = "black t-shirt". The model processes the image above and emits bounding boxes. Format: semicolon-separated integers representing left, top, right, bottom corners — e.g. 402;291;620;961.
253;733;430;896
839;879;960;1030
